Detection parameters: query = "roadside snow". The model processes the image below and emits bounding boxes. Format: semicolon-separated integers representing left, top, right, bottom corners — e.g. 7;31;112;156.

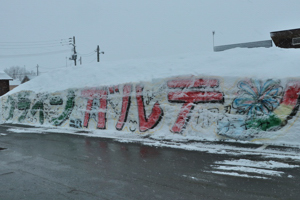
215;159;299;169
208;171;269;179
5;47;300;95
208;158;299;179
3;47;300;149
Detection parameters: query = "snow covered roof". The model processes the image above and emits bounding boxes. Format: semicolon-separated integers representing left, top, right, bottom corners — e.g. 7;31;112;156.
21;75;37;84
0;71;13;80
9;79;21;86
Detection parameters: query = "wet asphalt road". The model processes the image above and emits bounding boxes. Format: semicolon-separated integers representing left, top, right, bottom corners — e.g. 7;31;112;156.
0;124;300;200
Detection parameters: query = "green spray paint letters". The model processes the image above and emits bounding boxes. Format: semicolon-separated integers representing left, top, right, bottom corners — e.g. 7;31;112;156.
51;90;75;126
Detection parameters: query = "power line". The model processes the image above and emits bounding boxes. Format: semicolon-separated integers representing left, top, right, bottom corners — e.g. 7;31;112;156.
88;57;97;63
5;73;36;75
0;38;70;44
0;49;71;58
0;37;101;66
0;38;71;52
0;42;70;47
77;51;96;57
0;44;72;49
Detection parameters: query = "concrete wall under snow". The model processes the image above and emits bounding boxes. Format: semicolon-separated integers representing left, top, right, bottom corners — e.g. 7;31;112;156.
1;75;300;143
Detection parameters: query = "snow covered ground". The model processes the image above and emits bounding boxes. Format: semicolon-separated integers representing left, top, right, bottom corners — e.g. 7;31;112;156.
5;47;300;95
2;47;300;149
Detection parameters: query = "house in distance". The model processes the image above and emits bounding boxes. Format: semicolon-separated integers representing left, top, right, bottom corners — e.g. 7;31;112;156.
0;71;13;96
21;75;37;84
270;28;300;48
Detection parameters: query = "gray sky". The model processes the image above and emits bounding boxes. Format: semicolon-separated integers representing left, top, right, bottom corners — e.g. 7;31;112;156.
0;0;299;73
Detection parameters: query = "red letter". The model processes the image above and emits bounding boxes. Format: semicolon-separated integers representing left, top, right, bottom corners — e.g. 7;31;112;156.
167;78;219;89
136;85;163;132
274;81;300;121
168;78;224;133
116;84;132;130
282;82;300;106
81;89;108;129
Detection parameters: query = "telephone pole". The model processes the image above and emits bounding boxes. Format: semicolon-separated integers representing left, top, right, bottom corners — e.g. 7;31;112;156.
212;31;215;51
96;45;104;62
69;36;77;66
36;64;39;76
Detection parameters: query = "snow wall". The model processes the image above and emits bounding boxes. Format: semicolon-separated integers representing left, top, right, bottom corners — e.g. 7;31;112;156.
2;75;300;144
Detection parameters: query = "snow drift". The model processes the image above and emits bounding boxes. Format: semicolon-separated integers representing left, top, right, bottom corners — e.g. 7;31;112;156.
1;47;300;145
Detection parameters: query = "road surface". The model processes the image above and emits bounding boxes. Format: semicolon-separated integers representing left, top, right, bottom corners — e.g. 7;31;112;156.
0;124;299;200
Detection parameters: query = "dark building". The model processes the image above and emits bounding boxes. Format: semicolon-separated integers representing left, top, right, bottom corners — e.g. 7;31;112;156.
213;28;300;52
270;28;300;49
0;71;13;96
21;75;36;84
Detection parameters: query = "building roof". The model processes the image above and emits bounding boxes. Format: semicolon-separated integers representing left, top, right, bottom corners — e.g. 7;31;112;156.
270;28;300;48
21;75;37;84
9;79;21;86
0;71;13;80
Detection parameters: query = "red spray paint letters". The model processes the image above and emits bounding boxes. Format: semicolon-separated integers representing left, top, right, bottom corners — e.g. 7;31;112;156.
116;84;132;130
136;85;163;132
168;78;224;133
81;85;129;130
81;88;108;129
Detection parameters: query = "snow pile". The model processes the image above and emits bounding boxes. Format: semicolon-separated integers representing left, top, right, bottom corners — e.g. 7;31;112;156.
2;47;300;146
6;47;300;95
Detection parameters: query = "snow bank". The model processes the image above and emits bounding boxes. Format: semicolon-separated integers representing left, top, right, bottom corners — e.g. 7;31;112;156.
6;47;300;94
2;47;300;146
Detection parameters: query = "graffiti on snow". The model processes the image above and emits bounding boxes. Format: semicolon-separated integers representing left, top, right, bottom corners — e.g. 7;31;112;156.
3;96;16;121
115;84;132;130
167;78;224;133
233;79;283;117
108;85;120;117
31;94;48;124
51;90;75;126
217;115;247;139
129;120;138;132
136;85;163;132
195;108;219;129
218;79;300;139
81;88;107;129
50;96;63;105
2;76;300;142
70;118;83;128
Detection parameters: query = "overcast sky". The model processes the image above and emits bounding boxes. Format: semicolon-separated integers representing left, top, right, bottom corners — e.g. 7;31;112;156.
0;0;299;73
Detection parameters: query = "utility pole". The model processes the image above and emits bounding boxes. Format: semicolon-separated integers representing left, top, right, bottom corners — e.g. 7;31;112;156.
96;45;104;62
79;56;82;65
69;36;77;66
36;64;39;76
73;36;77;66
212;31;215;51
